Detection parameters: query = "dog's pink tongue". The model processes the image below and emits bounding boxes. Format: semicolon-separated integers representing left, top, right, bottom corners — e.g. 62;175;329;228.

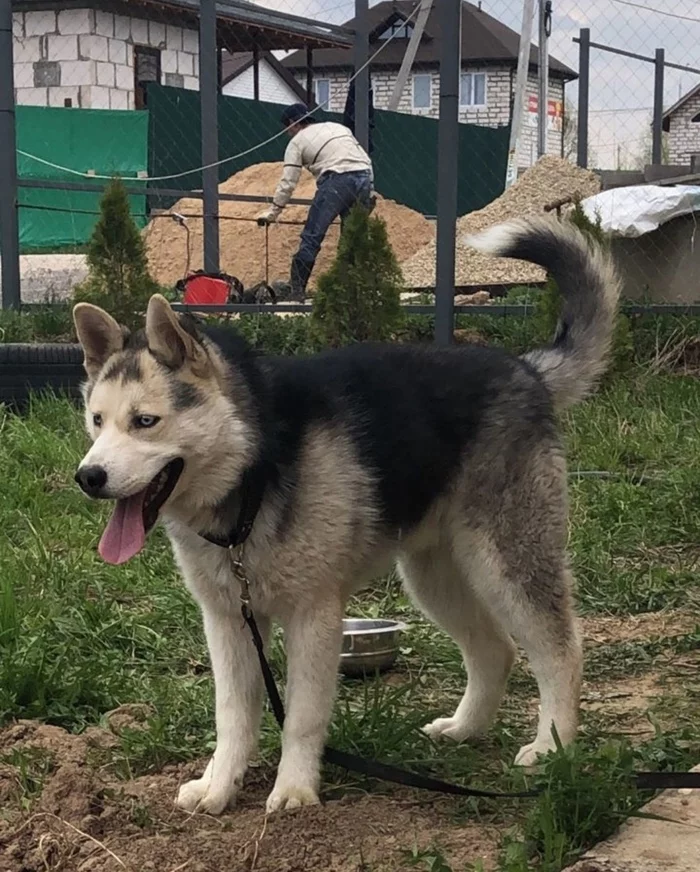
98;491;147;565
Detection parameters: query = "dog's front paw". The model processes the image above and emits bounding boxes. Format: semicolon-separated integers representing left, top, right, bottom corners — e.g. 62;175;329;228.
265;783;319;814
176;777;234;815
422;716;482;743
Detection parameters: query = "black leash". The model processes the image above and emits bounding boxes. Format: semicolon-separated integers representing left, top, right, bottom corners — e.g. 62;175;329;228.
198;470;700;800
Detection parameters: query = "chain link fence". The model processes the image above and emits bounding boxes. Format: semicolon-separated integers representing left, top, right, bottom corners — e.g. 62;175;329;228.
2;0;700;321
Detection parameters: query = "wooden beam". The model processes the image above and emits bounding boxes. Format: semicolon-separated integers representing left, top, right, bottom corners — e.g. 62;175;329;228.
387;0;433;112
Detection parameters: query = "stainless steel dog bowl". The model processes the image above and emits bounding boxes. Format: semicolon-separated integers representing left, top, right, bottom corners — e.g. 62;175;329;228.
340;618;407;677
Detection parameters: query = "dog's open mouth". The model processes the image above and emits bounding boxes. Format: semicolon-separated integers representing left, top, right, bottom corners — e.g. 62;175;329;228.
98;458;184;565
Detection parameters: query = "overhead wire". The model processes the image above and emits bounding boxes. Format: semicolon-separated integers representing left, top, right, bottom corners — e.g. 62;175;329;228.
609;0;700;23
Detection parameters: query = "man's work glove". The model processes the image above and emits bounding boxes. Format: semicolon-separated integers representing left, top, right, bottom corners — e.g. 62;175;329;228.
256;204;281;226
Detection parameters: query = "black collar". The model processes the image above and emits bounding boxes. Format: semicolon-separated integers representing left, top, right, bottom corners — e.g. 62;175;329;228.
199;462;267;549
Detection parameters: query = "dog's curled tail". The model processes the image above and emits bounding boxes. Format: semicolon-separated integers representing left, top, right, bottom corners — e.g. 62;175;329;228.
468;216;621;410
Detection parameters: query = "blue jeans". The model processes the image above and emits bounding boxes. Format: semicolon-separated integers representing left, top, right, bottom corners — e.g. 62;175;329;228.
296;169;372;266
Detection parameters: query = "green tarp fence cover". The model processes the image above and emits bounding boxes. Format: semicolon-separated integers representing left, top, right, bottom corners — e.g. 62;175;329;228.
16;106;149;252
146;85;509;217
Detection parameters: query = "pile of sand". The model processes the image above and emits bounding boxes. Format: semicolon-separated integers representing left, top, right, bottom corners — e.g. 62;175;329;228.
144;162;435;289
401;156;601;288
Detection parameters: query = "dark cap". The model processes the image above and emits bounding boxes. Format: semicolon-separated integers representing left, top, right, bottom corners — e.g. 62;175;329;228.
280;103;312;128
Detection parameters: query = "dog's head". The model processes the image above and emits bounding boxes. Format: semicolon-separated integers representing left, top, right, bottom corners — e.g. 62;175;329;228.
73;295;254;565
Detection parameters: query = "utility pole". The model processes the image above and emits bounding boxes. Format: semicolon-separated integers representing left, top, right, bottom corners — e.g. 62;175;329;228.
505;0;535;188
537;0;551;158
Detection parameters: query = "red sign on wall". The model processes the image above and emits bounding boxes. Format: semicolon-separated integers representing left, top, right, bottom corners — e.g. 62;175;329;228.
526;95;563;132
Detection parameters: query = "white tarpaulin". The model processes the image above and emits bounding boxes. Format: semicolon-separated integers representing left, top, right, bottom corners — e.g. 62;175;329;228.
580;184;700;238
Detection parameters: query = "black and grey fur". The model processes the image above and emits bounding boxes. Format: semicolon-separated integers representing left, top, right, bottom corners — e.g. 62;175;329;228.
73;216;620;815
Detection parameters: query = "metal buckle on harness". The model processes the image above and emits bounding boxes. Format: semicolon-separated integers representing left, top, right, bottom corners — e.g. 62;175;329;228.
228;544;251;614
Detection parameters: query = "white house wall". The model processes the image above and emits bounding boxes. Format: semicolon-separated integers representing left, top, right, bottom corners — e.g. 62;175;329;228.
12;8;199;111
222;60;300;105
299;67;564;168
666;88;700;165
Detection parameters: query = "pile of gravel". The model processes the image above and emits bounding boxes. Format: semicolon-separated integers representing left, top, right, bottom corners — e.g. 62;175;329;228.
400;156;601;288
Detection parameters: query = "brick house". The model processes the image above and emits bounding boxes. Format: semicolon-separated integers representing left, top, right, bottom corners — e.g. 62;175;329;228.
662;82;700;166
283;0;576;168
10;0;349;111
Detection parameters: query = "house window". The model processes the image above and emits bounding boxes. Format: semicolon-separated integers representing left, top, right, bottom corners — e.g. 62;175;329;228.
134;45;161;109
412;73;431;110
315;78;330;108
378;20;414;40
460;72;487;107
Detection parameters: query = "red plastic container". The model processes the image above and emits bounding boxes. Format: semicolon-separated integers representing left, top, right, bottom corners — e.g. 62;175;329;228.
181;273;233;306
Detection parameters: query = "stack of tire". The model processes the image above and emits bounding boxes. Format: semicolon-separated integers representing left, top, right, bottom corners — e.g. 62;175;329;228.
0;344;84;410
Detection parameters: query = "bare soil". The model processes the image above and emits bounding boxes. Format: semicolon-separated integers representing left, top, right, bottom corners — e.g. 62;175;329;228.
581;610;699;647
2;611;696;871
0;722;499;872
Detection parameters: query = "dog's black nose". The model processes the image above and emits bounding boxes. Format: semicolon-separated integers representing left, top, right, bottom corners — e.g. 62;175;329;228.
75;465;108;497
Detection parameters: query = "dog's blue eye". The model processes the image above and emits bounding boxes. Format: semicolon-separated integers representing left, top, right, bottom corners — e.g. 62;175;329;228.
134;415;160;429
92;414;102;427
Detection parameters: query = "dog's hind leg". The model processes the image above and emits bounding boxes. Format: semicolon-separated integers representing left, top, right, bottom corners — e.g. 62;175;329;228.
398;547;517;742
452;531;582;766
177;601;269;814
266;595;344;813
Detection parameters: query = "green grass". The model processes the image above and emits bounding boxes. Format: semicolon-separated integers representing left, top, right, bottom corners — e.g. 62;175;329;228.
2;371;700;870
565;374;700;614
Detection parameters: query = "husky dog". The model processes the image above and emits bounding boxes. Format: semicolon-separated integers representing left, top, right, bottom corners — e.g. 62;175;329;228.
73;217;619;815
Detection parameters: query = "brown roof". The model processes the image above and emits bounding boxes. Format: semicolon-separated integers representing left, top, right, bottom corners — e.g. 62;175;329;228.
221;50;309;101
283;0;576;80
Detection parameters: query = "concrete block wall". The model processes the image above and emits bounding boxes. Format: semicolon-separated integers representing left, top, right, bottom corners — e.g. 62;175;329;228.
667;89;700;165
299;65;565;168
12;8;200;111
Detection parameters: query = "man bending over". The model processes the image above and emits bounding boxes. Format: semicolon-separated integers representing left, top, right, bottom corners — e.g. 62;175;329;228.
256;103;374;301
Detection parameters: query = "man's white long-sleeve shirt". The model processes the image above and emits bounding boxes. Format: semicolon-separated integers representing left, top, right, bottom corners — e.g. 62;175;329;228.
271;121;373;210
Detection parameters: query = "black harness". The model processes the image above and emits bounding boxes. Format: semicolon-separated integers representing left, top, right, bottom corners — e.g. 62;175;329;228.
198;472;700;800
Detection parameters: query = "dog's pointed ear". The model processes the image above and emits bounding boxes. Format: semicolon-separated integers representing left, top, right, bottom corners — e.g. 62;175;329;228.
73;303;124;379
146;294;208;374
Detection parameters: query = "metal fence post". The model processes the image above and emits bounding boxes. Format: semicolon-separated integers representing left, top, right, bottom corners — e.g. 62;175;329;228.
0;0;21;310
306;48;314;105
576;27;590;168
652;48;665;166
353;0;369;152
252;44;260;102
199;0;219;274
434;0;460;346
